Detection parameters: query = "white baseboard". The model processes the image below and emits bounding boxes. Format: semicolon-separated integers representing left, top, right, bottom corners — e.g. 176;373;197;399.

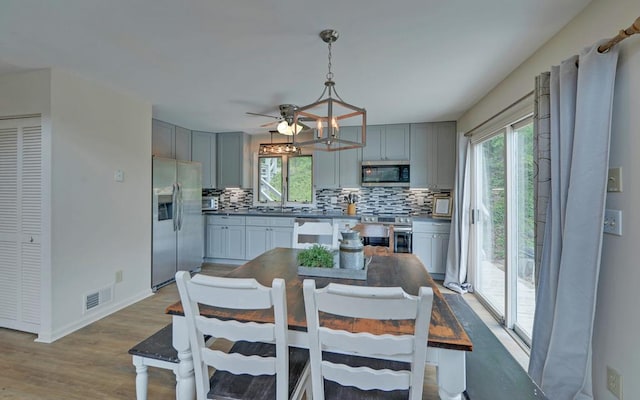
36;289;154;343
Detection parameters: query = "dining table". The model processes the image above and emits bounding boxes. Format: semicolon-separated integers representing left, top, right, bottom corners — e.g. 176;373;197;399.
166;247;473;400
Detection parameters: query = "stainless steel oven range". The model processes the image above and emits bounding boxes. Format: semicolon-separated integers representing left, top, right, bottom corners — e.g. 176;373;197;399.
359;215;412;253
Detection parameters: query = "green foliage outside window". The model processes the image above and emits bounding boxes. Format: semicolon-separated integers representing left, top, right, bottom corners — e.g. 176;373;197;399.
483;123;534;262
257;155;312;204
288;156;312;202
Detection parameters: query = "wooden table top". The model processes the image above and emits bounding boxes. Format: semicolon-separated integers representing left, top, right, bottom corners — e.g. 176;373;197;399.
167;247;472;352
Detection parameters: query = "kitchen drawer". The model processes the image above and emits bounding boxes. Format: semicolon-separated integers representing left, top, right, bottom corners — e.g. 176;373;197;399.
413;220;450;234
207;215;246;226
270;217;295;227
246;216;295;227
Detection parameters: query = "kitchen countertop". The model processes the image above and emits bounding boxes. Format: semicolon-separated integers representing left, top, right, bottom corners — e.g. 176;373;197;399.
201;209;449;223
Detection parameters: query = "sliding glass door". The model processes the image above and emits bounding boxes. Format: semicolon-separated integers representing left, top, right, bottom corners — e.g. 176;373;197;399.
509;120;535;340
471;116;535;344
473;133;506;316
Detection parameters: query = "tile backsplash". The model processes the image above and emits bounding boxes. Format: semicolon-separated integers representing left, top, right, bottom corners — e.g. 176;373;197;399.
203;187;449;215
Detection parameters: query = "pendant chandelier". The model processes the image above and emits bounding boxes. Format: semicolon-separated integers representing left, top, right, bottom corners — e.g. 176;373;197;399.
293;29;366;151
258;131;301;156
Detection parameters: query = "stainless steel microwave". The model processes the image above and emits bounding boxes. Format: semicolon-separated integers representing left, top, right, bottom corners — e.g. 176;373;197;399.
361;161;410;187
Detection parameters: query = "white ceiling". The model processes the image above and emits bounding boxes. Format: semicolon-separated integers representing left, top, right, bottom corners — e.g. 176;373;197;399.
0;0;591;134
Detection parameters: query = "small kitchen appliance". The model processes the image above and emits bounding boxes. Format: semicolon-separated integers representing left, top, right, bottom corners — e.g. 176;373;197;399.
361;160;410;187
202;196;219;210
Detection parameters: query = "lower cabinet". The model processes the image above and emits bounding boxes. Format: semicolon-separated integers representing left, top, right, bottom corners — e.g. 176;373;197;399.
245;217;294;260
206;216;246;260
412;221;451;278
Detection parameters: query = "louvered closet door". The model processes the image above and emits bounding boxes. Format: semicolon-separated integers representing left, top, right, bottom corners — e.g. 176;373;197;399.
0;117;42;333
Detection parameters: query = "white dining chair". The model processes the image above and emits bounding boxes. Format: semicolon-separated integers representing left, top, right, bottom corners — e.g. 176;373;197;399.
175;271;311;400
292;221;339;249
302;279;434;400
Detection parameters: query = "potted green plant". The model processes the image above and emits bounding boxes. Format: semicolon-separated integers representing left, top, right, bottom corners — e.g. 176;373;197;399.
297;244;335;268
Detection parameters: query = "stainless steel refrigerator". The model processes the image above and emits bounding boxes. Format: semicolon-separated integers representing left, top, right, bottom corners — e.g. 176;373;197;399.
152;157;204;289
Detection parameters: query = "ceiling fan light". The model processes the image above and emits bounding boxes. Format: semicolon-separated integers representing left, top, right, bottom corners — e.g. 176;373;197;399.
277;120;290;134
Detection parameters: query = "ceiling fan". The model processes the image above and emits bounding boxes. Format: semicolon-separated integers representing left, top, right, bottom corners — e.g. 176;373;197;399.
246;104;311;135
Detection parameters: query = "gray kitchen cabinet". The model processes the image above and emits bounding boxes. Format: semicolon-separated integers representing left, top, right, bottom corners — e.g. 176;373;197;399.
205;215;245;260
217;132;251;188
245;216;294;260
175;126;192;161
433;122;456;188
362;124;410;161
338;126;362;187
152;119;192;161
412;220;450;279
152;119;174;158
192;131;217;188
410;122;456;189
313;148;338;189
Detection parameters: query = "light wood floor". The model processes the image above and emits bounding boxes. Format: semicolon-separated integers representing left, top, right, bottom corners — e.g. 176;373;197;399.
0;263;443;399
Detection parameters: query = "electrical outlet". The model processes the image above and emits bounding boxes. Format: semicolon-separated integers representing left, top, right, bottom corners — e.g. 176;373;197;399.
115;270;123;283
607;366;622;399
330;196;337;204
603;209;622;236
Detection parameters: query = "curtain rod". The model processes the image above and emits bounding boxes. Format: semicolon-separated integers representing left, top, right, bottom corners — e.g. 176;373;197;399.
463;91;534;137
598;16;640;53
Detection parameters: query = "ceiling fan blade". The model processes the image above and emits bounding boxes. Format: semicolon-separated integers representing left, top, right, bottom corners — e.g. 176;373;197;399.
260;120;279;128
246;111;279;119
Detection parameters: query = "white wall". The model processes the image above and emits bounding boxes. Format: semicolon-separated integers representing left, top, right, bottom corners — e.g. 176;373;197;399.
48;69;153;340
0;69;153;341
458;0;640;398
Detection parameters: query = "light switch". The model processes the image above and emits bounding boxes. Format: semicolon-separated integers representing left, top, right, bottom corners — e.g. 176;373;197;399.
607;167;622;192
114;169;124;182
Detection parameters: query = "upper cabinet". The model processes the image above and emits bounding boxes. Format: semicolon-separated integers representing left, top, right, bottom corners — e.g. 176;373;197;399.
152;119;192;161
217;132;252;188
410;122;456;189
192;131;217;189
338;126;362;187
175;126;192;161
362;124;410;161
313;126;362;189
313;149;338;189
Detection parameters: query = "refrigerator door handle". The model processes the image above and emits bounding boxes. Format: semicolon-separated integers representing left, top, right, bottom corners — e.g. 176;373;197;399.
177;183;184;231
172;183;178;232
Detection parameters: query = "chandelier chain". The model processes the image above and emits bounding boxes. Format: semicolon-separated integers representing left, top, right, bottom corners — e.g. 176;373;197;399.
326;41;334;81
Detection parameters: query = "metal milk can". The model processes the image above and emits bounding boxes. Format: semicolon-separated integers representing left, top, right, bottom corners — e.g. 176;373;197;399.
339;230;364;270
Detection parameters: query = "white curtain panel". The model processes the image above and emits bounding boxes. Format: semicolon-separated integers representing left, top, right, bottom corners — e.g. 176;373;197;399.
444;137;472;294
528;42;619;400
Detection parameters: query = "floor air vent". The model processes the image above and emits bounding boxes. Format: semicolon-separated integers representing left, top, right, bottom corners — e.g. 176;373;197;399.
84;286;114;313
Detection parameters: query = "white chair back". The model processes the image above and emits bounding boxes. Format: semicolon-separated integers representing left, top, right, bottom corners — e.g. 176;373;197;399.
302;279;434;400
292;221;339;249
175;271;290;400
